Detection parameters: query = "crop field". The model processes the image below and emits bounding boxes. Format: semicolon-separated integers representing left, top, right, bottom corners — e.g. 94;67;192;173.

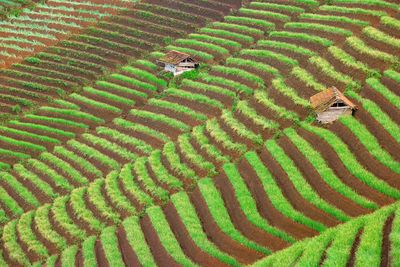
0;0;398;266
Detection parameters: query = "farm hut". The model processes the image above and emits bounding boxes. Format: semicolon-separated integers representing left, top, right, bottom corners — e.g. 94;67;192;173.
158;50;199;76
310;87;356;124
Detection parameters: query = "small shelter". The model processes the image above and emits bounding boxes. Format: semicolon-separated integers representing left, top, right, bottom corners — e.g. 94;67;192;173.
158;50;199;76
310;87;356;124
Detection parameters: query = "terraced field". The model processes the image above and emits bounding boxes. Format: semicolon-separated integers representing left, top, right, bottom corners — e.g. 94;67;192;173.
0;0;399;266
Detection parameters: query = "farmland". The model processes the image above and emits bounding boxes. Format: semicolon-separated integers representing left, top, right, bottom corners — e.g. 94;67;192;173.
0;0;399;266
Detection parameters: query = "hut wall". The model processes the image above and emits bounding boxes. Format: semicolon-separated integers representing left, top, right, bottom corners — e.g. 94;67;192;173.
317;107;353;123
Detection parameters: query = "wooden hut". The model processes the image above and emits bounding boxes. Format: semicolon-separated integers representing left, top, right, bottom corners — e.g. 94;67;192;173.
158;50;199;76
310;87;356;124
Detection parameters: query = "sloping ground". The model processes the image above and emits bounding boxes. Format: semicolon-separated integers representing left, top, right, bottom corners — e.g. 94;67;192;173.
0;0;398;266
252;202;400;266
0;0;135;68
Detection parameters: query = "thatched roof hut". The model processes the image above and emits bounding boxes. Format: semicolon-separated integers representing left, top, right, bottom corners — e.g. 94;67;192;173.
310;87;356;124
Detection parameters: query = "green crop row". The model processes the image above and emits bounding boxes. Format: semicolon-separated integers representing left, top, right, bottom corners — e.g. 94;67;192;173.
269;31;333;47
236;99;281;130
302;123;400;199
253;90;300;121
284;22;353;36
134;157;169;201
199;27;254;44
367;78;400;109
2;220;30;266
0;171;39;207
265;139;350;222
212;22;264;37
339;116;400;174
83;86;135;106
284;128;377;209
347;91;400;144
249;2;305;13
221;109;264;145
165;88;224;110
206;118;247;153
82;133;137;161
191;125;230;164
88;179;121;224
130;109;190;131
162;142;199;181
53;146;102;178
223;163;296;243
101;226;125;267
271;78;311;107
147;206;198;266
363;26;400;48
199;178;271;254
181;79;236;98
226;57;280;76
319;5;387;17
291;66;325;91
257;39;316;56
174;39;229;56
346;36;396;63
70;187;105;232
68;139;119;170
224;16;275;31
104;171;136;215
198;73;253;95
328;46;379;79
8;120;75;138
120;163;153;208
177;134;216;175
212;65;265;88
239;7;290;22
148;150;183;189
17;211;48;258
113;118;170;143
96;126;153;154
171;192;241;266
241;49;298;66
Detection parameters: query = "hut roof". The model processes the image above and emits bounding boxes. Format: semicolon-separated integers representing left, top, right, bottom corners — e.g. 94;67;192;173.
158;50;194;65
310;87;356;113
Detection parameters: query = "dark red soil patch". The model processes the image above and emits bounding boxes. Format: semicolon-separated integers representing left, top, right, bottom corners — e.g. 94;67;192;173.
163;202;229;266
117;226;142;267
237;158;318;239
214;172;290;251
96;239;110;267
259;148;339;227
330;122;400;189
361;85;400;125
279;136;368;217
353;107;400;162
189;187;263;264
140;214;181;267
346;228;363;267
297;127;394;206
381;213;395;267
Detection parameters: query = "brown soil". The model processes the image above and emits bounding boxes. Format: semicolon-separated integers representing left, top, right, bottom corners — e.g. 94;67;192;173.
32;214;58;255
214;172;290;251
304;62;344;91
164;95;222;118
319;241;332;266
278;136;368;217
285;74;318;99
346;229;363;267
0;179;33;211
381;76;400;97
330;122;400;189
117;226;142;267
65;143;109;177
163;202;229;266
259;148;340;227
181;84;234;109
210;69;261;90
11;171;52;203
381;213;395;267
249;97;292;129
297;127;393;206
341;42;390;71
361;85;400;125
96;239;110;267
140;214;181;267
49;205;77;244
361;35;398;57
189;187;263;264
125;115;183;140
146;160;179;195
237;158;318;239
117;174;144;212
66;197;95;236
324;51;366;83
219;116;255;151
353;107;400;162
